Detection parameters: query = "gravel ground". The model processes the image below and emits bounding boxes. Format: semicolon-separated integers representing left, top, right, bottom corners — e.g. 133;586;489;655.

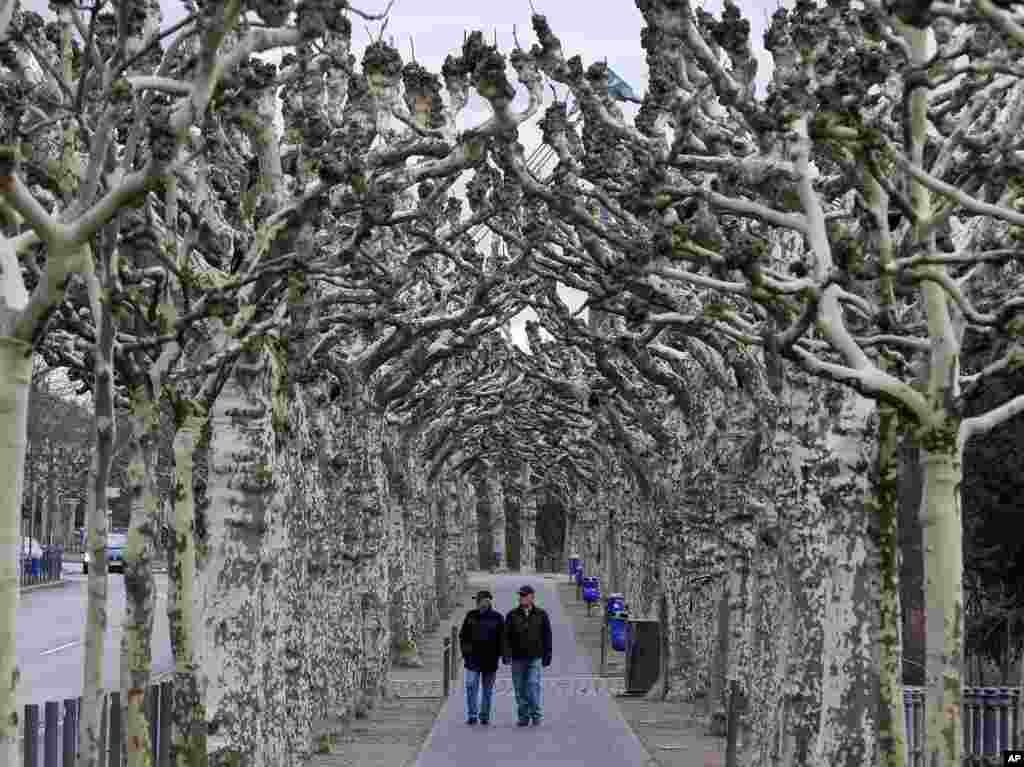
557;580;728;767
307;698;444;767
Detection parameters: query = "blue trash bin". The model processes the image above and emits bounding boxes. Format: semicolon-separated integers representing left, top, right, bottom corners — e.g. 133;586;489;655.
569;555;580;577
606;593;625;620
575;568;584;585
30;557;41;577
583;576;601;604
609;611;629;651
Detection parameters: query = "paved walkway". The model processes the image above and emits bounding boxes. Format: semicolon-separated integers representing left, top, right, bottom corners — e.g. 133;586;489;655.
412;572;653;767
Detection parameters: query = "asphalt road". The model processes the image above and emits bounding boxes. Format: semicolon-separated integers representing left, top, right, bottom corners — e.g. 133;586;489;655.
412;573;652;767
17;563;174;707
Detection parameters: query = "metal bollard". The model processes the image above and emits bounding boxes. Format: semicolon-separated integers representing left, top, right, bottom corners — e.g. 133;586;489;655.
450;625;459;681
725;680;745;767
443;638;451;698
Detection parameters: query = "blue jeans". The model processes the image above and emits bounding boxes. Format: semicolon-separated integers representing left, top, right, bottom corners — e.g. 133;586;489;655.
510;658;542;722
464;669;496;721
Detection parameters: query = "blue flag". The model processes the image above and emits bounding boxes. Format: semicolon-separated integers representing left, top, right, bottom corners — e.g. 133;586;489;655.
605;67;641;103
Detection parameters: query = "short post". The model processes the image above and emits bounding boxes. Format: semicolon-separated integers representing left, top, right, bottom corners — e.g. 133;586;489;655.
660;594;670;700
24;703;39;767
443;638;451;698
624;621;632;692
725;680;746;767
450;625;458;681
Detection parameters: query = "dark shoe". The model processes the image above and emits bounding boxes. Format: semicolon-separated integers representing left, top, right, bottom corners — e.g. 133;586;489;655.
531;718;541;725
517;719;530;726
467;718;477;725
479;719;489;725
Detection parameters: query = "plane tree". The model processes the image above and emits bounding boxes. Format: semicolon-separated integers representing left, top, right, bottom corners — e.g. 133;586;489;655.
0;0;405;763
495;2;1024;764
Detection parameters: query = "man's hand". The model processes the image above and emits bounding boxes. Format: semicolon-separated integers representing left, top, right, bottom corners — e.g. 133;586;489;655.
542;656;551;668
503;657;510;665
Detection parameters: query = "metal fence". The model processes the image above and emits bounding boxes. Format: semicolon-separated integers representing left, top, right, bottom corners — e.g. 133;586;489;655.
19;549;63;588
22;683;173;767
904;686;1020;765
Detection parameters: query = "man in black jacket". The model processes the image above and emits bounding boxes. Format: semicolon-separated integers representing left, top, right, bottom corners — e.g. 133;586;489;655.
458;590;504;725
502;584;552;726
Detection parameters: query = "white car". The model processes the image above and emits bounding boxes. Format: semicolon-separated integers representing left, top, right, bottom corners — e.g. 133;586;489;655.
20;537;43;559
83;531;128;574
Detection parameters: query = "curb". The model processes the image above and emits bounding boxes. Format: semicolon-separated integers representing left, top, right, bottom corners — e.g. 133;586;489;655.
408;696;450;767
19;578;70;594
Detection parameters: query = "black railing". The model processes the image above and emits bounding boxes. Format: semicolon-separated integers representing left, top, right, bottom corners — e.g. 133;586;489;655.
20;549;63;588
22;682;173;767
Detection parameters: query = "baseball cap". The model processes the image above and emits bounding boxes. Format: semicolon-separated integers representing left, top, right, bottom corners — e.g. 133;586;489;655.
476;590;493;600
517;585;535;596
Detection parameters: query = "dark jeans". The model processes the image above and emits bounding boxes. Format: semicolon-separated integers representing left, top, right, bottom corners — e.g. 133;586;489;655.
510;657;542;722
465;669;496;721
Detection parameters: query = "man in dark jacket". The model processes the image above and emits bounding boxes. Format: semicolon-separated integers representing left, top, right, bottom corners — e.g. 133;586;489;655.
502;584;552;726
458;589;504;725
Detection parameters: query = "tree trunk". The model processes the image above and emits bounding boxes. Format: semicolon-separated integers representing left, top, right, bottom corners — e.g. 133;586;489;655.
476;476;491;569
486;467;505;571
45;441;56;545
23;449;35;542
899;440;925;687
200;352;275;765
445;478;464;597
460;477;478;572
564;508;577;572
78;248;117;767
32;483;43;546
876;401;907;767
121;395;160;767
919;437;965;767
749;379;880;766
709;580;730;721
433;484;449;616
520;484;537;573
607;506;622;595
169;411;207;767
0;337;32;767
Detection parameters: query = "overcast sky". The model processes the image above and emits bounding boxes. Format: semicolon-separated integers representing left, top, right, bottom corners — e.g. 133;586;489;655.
25;0;785;351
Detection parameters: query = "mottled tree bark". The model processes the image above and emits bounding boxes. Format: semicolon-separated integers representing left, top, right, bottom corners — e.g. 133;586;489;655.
0;338;31;767
749;381;880;766
918;434;964;767
387;442;422;668
460;476;478;572
876;401;907;767
77;236;117;767
906;24;965;765
485;464;505;570
201;351;275;765
433;484;450;616
45;442;56;545
169;412;207;767
120;388;160;767
519;467;537;573
475;474;492;570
